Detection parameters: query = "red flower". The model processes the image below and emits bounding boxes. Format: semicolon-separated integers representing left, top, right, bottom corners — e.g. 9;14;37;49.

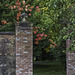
17;22;19;23
14;5;16;9
38;27;40;28
17;16;19;20
34;31;37;34
36;34;40;37
19;7;23;11
29;9;32;12
17;6;19;8
35;38;38;41
36;30;38;32
35;41;39;45
38;37;41;40
36;6;39;9
44;34;47;37
29;13;31;16
19;3;21;6
1;20;7;25
49;39;51;41
10;6;13;9
50;44;52;47
6;4;8;6
4;21;7;24
15;2;18;5
36;9;40;12
40;33;44;37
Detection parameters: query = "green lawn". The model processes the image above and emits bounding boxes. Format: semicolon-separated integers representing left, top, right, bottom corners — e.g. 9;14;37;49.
33;61;66;75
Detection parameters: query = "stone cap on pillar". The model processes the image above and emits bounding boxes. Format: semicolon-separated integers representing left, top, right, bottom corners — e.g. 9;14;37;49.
15;22;33;27
15;13;33;27
15;22;33;30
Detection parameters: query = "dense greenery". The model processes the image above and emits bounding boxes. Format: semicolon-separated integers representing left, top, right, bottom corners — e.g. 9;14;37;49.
0;0;39;31
33;0;75;59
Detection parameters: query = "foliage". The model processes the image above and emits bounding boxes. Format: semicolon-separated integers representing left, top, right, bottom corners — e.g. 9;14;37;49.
33;26;57;57
0;0;39;31
39;0;75;51
33;0;75;60
52;40;66;68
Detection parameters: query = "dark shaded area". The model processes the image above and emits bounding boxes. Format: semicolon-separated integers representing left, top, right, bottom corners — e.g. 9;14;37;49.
33;62;66;75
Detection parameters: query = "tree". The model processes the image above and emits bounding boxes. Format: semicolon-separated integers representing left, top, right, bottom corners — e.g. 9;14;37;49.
32;0;75;62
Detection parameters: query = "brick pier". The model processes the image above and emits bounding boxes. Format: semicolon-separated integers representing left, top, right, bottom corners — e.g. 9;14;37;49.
16;22;33;75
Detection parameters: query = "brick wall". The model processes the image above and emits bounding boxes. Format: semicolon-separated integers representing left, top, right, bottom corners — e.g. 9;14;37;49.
0;22;33;75
16;22;33;75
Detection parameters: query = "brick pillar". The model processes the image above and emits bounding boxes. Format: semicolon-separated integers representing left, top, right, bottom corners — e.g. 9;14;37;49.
15;22;33;75
66;31;75;75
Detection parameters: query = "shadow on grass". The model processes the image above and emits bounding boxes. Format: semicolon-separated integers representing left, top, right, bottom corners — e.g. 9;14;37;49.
33;61;66;75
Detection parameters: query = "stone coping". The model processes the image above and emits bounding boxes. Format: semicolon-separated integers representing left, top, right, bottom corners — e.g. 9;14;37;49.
15;22;33;27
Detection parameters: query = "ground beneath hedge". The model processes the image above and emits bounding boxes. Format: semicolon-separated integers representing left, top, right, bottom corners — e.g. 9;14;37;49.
33;61;66;75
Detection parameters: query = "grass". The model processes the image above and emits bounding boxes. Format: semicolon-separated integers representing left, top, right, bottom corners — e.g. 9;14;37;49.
33;61;66;75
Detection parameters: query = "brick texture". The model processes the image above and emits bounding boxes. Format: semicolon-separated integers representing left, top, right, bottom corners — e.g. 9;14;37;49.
16;22;33;75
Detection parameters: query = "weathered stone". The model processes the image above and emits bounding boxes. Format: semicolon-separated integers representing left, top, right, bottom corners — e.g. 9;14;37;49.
0;34;16;75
